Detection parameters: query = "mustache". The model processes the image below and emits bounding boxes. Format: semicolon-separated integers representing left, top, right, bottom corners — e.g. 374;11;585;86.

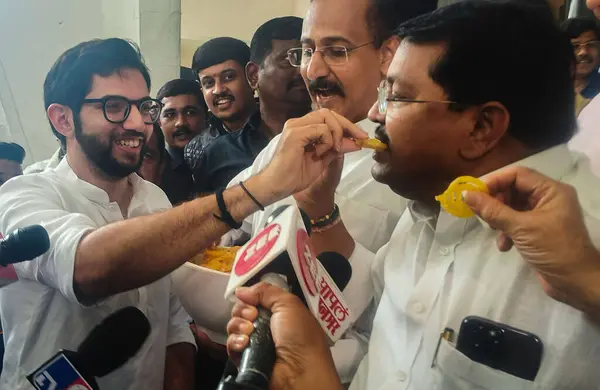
307;78;345;97
374;125;390;145
173;126;192;137
213;93;235;105
118;130;146;142
577;55;593;63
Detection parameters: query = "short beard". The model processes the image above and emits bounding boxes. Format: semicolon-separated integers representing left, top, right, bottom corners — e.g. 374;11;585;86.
73;115;144;179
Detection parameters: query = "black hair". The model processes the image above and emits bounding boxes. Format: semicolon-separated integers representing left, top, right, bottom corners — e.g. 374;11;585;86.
156;78;207;114
394;0;576;149
43;38;151;148
0;142;25;164
191;37;250;75
151;122;166;163
561;17;600;40
367;0;438;47
250;16;303;65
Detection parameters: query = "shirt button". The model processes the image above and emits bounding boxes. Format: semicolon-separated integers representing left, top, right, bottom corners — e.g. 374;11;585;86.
412;302;425;314
397;371;408;382
439;247;450;255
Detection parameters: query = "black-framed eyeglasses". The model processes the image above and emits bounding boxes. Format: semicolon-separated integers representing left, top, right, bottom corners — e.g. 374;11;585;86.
572;40;600;52
287;41;374;68
81;95;162;125
377;80;457;115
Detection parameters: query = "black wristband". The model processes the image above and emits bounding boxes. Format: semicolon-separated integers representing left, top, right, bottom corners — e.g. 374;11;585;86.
239;181;265;211
213;188;242;229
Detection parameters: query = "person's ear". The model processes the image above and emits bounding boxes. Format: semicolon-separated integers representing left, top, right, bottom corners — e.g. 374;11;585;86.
47;104;76;139
246;62;260;90
379;36;401;76
459;102;510;160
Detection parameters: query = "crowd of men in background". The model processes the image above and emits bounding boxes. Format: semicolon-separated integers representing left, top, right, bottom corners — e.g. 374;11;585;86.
1;0;600;389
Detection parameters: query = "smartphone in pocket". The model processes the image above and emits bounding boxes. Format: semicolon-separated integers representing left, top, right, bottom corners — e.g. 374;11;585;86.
455;316;543;381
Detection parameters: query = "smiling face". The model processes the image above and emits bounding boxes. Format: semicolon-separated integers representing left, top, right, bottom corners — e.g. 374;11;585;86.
198;60;256;130
159;94;206;149
300;0;383;123
571;30;600;79
74;69;153;179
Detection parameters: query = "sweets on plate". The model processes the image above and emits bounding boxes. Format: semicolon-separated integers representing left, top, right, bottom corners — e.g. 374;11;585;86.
188;246;241;273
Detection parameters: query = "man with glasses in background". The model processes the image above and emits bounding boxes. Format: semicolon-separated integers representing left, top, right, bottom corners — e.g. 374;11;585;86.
226;0;437;382
561;18;600;115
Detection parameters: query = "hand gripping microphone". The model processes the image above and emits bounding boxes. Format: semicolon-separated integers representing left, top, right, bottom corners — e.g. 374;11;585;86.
0;224;50;266
27;306;151;390
219;205;354;390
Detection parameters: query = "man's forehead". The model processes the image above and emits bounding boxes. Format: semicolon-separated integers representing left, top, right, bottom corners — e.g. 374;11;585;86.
198;60;242;79
387;41;446;86
87;69;149;99
572;30;599;42
162;94;201;109
270;39;301;54
301;0;371;45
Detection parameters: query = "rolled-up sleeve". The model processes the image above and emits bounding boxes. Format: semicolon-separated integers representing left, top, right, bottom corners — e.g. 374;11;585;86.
166;279;196;348
0;176;97;305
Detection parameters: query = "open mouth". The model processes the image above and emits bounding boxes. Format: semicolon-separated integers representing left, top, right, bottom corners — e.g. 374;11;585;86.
374;126;390;147
214;96;234;109
115;137;143;150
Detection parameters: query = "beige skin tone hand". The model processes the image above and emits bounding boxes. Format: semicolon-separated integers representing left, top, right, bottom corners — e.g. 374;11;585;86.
464;166;600;318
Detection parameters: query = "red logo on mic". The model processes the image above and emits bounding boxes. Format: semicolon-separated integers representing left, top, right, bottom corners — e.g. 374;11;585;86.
234;224;282;276
296;229;318;296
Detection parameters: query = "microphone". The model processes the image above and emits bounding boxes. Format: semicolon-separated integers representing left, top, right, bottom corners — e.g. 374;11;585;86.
0;224;50;266
220;205;354;390
27;306;151;390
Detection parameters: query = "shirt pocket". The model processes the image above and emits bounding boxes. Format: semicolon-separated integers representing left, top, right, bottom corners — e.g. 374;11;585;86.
436;339;535;390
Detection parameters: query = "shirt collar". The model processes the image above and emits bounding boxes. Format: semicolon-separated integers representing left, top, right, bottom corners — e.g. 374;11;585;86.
408;144;576;224
54;158;146;206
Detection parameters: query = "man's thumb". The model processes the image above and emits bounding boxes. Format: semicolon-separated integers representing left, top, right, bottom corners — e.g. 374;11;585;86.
463;191;519;234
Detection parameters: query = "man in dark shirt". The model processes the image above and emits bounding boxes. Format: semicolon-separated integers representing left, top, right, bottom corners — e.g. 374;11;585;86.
186;17;311;195
562;18;600;115
184;37;258;165
155;79;207;204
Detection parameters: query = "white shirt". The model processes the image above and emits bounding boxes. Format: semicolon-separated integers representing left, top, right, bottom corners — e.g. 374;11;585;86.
0;159;195;390
23;148;62;174
227;119;406;382
570;94;600;177
350;145;600;390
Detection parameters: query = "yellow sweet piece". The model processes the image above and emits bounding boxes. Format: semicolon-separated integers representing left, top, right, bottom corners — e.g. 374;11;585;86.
355;138;388;151
435;176;489;218
189;246;241;273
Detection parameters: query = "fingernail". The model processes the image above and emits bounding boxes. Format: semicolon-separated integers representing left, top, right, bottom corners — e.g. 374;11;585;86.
234;335;248;347
461;190;468;202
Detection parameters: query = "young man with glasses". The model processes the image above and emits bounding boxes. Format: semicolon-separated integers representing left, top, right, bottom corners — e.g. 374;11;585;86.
0;37;368;390
561;18;600;115
228;2;600;389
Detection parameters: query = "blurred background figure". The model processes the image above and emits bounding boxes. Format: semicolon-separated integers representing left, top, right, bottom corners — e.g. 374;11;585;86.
186;16;311;195
561;17;600;115
0;142;24;186
156;78;207;204
137;123;168;187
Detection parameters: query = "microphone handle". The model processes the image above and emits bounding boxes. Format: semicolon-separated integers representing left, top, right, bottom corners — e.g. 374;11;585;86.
235;273;288;390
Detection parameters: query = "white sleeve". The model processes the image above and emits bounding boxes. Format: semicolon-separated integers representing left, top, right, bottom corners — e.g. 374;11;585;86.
0;176;97;305
166;278;197;348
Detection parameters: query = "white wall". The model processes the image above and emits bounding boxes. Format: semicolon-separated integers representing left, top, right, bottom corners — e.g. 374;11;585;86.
0;0;180;165
180;0;308;67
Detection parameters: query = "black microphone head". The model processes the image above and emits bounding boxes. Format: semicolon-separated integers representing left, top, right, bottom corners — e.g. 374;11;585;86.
317;252;352;291
76;306;151;378
0;225;50;265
